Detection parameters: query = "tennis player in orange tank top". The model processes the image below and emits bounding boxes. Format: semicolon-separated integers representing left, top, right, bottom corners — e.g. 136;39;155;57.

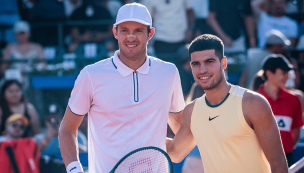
166;34;288;173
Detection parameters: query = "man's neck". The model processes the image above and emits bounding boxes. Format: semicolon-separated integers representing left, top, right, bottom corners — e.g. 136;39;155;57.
205;80;231;105
263;81;280;100
117;51;147;71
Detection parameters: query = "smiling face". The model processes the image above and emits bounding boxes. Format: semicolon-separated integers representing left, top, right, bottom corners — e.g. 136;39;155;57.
113;21;154;61
190;50;227;90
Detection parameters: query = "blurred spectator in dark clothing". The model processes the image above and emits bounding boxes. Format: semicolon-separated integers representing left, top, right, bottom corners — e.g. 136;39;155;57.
239;29;291;88
0;0;20;48
100;0;123;19
34;104;87;156
189;0;213;37
0;80;40;137
143;0;195;61
257;54;303;167
64;0;82;19
67;0;114;53
175;44;194;97
17;0;35;21
252;0;299;48
1;21;45;83
207;0;256;53
31;0;66;46
0;114;28;142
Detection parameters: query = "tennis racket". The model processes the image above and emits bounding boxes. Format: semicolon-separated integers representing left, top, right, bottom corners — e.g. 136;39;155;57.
110;146;173;173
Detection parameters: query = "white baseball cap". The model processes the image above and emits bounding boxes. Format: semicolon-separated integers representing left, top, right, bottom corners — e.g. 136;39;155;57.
14;21;30;33
113;3;152;27
265;29;290;47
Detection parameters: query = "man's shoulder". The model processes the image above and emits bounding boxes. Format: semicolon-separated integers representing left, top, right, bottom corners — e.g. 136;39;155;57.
149;56;177;71
242;89;269;110
84;57;114;72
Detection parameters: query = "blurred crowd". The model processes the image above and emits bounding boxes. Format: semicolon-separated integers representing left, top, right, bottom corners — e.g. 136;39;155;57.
0;0;304;172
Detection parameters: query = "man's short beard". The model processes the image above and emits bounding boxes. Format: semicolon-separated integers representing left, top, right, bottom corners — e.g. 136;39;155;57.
198;67;224;90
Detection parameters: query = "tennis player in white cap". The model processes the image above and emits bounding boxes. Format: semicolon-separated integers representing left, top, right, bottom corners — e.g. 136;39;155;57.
59;3;185;173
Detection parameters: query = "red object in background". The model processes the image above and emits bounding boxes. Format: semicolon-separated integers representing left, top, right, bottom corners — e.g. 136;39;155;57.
0;138;40;173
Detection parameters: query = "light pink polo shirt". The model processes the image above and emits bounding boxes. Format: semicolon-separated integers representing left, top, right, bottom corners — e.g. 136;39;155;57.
68;51;185;173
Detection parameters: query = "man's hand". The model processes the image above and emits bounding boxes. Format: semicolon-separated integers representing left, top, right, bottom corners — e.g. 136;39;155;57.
221;35;233;47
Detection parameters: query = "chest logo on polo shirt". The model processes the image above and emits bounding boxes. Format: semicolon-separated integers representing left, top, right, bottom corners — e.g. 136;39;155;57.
274;115;292;132
209;115;219;121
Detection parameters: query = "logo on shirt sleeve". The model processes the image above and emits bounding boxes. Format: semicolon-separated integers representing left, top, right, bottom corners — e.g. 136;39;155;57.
274;116;292;132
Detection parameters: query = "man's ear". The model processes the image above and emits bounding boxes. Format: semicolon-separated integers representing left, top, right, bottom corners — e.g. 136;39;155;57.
113;27;118;39
148;27;155;41
221;56;227;70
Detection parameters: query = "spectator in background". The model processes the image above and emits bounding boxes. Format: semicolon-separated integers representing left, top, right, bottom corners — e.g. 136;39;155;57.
0;0;20;49
239;29;290;88
189;0;212;37
63;0;83;19
31;0;66;46
207;0;256;53
68;0;114;53
0;80;40;137
100;0;123;19
1;21;45;80
175;44;194;97
257;54;303;167
34;104;87;157
252;0;299;48
0;114;28;142
143;0;195;61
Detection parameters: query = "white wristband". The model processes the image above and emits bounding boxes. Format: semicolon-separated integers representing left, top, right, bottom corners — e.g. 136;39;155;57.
66;161;84;173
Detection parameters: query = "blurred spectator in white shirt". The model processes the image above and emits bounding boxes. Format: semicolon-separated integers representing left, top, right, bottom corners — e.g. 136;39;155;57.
1;21;45;79
142;0;195;61
252;0;299;48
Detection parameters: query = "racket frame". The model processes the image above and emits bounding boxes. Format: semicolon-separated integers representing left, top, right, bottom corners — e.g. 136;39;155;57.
110;146;173;173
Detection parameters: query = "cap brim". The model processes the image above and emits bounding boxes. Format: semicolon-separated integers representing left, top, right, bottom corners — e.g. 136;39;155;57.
113;18;151;27
281;66;294;71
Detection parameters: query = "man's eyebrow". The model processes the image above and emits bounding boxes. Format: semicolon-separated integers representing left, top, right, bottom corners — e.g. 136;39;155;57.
204;58;217;62
190;61;199;64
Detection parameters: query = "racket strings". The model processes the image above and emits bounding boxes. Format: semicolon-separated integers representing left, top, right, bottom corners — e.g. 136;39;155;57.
114;149;170;173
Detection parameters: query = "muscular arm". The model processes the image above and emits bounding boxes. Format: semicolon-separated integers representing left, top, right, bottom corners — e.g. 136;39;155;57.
59;107;84;167
243;91;288;173
167;101;196;163
168;111;183;134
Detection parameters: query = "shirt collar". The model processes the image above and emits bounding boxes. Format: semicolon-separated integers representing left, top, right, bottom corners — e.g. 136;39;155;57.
112;51;151;77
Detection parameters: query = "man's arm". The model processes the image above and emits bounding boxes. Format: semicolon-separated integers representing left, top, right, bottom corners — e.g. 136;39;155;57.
292;128;301;147
243;91;288;173
207;12;232;47
251;0;266;18
59;107;85;167
167;101;196;163
168;112;183;134
244;16;256;47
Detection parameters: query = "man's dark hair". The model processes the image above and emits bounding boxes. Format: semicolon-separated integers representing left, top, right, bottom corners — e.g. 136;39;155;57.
188;34;224;60
115;25;151;35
